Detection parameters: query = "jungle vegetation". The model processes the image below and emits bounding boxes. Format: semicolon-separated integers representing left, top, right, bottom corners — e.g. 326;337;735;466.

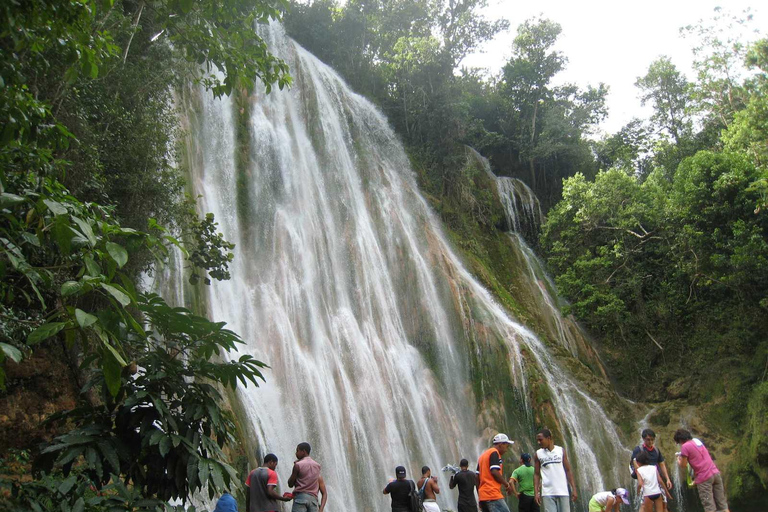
0;0;766;510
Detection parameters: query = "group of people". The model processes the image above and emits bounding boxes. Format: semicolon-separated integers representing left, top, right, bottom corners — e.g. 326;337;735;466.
213;426;729;512
215;442;328;512
385;427;729;512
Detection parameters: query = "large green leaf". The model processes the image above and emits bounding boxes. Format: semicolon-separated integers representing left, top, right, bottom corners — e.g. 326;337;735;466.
75;309;98;328
102;344;124;397
101;283;131;306
84;255;101;277
159;436;171;457
0;342;23;363
72;217;97;246
58;475;77;495
61;280;82;297
27;322;68;345
106;241;128;268
0;193;25;209
103;341;127;367
43;199;68;216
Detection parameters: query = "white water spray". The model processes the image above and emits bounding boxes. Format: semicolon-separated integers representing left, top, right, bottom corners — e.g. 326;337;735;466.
175;23;630;512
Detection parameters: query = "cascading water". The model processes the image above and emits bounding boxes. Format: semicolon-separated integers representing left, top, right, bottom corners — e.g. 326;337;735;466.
174;22;632;512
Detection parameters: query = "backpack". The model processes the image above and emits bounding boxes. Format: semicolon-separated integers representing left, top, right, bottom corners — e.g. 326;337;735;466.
629;449;638;479
408;479;424;512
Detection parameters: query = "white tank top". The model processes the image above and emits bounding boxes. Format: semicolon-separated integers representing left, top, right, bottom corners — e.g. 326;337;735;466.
592;491;613;506
637;465;661;496
536;445;569;496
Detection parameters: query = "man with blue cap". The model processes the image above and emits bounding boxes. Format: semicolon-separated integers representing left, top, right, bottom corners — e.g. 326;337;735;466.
510;453;538;512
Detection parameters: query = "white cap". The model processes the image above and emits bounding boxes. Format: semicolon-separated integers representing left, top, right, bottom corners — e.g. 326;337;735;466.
615;488;630;505
492;433;515;445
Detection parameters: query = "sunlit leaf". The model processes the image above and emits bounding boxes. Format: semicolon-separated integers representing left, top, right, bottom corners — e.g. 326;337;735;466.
61;280;82;297
0;343;23;363
43;199;68;216
106;241;128;268
75;309;98;328
101;283;131;306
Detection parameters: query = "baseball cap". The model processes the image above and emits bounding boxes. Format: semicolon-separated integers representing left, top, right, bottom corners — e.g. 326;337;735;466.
521;453;531;463
615;488;630;505
395;466;406;476
492;433;515;445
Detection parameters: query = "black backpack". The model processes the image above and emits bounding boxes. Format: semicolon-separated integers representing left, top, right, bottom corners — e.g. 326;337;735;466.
408;479;424;512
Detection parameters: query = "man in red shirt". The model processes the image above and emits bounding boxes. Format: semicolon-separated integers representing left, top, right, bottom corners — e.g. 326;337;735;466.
476;433;515;512
246;453;293;512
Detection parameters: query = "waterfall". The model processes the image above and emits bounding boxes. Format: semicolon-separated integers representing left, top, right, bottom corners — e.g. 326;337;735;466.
176;23;630;512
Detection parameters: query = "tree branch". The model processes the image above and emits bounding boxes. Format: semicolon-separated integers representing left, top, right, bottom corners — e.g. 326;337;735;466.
122;1;145;65
645;330;664;351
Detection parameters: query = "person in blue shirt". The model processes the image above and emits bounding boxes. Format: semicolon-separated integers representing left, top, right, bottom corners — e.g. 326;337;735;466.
214;492;239;512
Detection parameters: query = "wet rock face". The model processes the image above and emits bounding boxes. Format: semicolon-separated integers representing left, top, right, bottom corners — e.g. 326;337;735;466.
0;348;78;454
666;377;690;399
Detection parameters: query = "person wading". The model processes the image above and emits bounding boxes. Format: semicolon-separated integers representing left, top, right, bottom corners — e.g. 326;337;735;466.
449;459;478;512
287;442;328;512
383;466;413;512
416;466;440;512
477;433;515;512
534;429;577;512
245;453;293;512
510;453;539;512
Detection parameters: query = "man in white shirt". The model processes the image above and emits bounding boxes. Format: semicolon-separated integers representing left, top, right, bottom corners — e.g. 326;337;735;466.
533;429;577;512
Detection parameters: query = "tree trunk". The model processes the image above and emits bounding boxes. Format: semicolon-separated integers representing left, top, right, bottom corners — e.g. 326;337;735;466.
529;99;539;189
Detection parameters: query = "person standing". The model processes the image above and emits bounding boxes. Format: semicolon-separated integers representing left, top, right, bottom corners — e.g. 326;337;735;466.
476;433;515;512
383;466;413;512
630;429;672;512
674;429;730;512
533;428;577;512
287;442;328;512
449;459;478;512
636;451;673;512
510;453;539;512
245;453;293;512
416;466;440;512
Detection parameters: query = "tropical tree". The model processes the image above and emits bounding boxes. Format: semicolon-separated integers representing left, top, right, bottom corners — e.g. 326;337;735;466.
635;57;693;145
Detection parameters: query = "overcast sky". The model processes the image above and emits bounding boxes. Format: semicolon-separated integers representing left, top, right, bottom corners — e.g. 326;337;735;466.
461;0;768;134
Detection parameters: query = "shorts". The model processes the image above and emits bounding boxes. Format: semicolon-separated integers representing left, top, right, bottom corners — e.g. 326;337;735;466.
542;496;570;512
292;492;319;512
480;498;511;512
645;494;662;501
697;473;729;512
422;500;440;512
587;497;604;512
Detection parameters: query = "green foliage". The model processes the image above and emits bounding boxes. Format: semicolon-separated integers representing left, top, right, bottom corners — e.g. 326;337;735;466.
635;57;693;145
33;294;266;501
188;213;236;285
542;151;767;396
681;7;753;128
484;17;607;204
593;118;652;174
1;0;284;509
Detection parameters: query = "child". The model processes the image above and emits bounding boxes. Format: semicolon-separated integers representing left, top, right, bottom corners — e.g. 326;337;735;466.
636;451;673;512
587;488;630;511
